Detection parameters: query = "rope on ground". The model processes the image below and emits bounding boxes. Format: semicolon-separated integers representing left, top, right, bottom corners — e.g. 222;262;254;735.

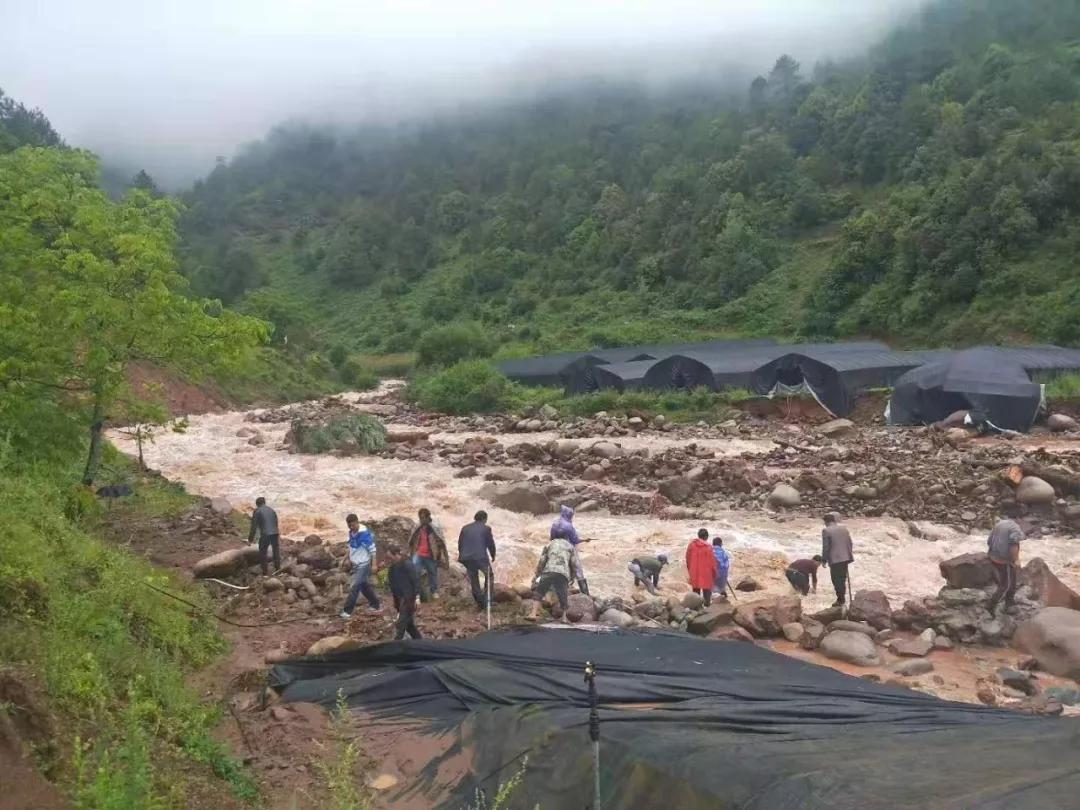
203;577;251;591
142;580;328;628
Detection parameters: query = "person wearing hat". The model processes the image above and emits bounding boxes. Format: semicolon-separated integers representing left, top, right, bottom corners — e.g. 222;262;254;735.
629;553;668;595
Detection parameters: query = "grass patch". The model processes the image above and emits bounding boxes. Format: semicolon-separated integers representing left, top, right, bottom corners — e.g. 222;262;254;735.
1047;373;1080;399
316;692;373;810
408;362;748;423
0;451;258;807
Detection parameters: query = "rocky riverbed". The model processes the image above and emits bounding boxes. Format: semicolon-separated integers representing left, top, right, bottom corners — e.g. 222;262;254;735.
110;383;1080;610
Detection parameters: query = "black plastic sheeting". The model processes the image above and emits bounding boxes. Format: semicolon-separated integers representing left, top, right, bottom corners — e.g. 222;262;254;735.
564;359;654;395
888;348;1043;431
749;347;932;417
269;626;1080;809
499;339;776;388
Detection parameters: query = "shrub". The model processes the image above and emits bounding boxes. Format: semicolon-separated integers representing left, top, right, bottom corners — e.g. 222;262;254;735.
408;361;511;414
415;322;494;368
339;357;379;391
290;413;388;454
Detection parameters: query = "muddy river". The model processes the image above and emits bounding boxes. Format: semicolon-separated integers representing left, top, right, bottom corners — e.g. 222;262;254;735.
110;388;1080;609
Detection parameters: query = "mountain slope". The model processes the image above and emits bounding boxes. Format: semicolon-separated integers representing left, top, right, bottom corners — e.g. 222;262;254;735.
180;0;1080;359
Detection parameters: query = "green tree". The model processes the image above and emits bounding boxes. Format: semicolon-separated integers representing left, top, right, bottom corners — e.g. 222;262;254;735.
0;147;268;482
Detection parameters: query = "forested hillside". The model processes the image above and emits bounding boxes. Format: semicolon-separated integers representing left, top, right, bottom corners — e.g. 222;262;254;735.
180;0;1080;364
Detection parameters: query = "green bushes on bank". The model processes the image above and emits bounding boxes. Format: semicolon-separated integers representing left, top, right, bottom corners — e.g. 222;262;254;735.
0;457;256;807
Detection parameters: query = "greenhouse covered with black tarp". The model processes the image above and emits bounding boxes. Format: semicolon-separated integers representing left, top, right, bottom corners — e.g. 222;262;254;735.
888;347;1043;432
564;359;655;395
498;339;777;389
270;626;1080;809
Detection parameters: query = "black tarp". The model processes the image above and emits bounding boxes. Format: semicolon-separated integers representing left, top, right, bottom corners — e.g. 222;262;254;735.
888;347;1042;431
499;339;777;389
269;626;1080;809
749;346;933;417
642;342;893;395
564;359;655;395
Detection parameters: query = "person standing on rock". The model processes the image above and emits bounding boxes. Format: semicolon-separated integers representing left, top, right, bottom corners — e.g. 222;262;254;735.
629;554;668;595
340;514;382;618
385;543;422;640
821;513;854;607
458;510;496;611
686;529;718;607
987;518;1024;614
550;505;591;596
530;535;581;620
785;555;824;596
247;496;280;576
408;508;448;601
712;537;731;600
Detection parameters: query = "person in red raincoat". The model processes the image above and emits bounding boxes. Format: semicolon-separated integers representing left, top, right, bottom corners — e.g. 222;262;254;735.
686;528;718;607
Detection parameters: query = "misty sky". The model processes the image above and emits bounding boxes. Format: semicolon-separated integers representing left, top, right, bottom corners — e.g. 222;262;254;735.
1;0;927;188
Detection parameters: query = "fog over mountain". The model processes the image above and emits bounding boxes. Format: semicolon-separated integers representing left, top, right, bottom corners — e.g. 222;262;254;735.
1;0;927;187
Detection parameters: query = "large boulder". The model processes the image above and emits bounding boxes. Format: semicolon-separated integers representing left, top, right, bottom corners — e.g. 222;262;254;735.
478;482;553;515
599;608;635;629
591;442;625;459
1015;608;1080;678
889;637;933;657
782;622;804;642
1017;476;1055;506
484;467;527;483
766;483;801;508
847;590;893;630
681;592;705;611
828;620;876;637
297;545;335;571
1047;413;1079;433
565;594;597;623
734;595;802;638
939;552;996;589
306;636;362;656
799;618;827;650
816;418;855;438
1020;558;1080;610
209;497;233;515
658;477;694;505
193;546;261;579
365;516;418;546
708;625;755;642
687;603;736;636
819;630;881;667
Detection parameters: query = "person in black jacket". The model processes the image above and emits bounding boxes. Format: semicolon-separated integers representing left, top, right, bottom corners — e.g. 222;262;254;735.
457;510;496;610
247;496;280;575
385;543;422;640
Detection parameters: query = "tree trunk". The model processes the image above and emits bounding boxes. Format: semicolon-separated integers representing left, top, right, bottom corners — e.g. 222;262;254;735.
82;399;105;486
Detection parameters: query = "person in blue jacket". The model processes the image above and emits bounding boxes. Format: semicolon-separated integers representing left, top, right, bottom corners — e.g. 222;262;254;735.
340;514;382;618
712;536;731;599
